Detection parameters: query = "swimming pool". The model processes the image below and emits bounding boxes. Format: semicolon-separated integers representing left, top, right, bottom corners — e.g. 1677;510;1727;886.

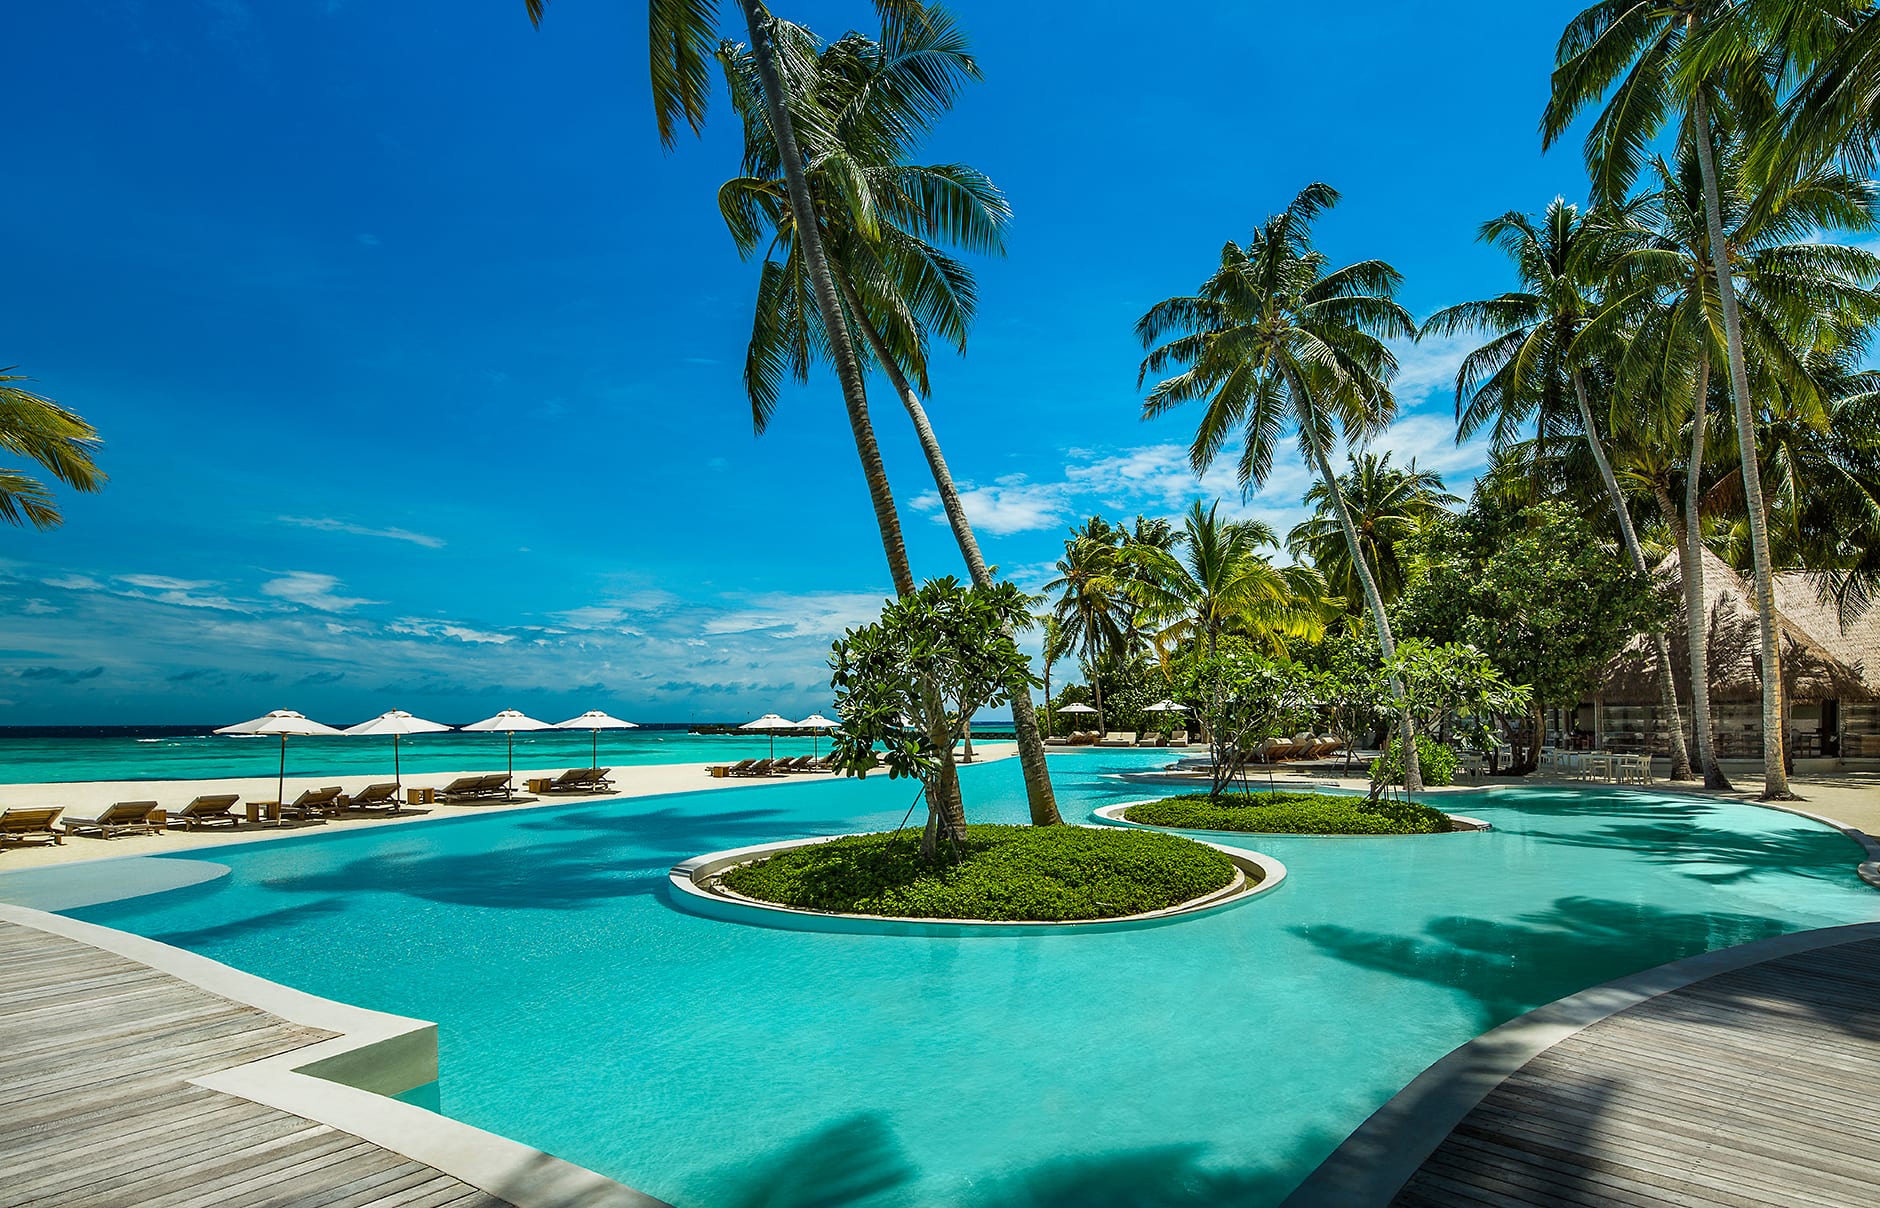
27;753;1880;1206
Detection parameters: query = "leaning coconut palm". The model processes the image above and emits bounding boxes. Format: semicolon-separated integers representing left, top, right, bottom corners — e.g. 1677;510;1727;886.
1596;142;1880;786
1131;501;1331;663
1286;451;1457;612
1044;534;1129;735
1135;183;1427;791
714;15;1061;824
1423;200;1697;781
1543;0;1806;794
0;369;105;530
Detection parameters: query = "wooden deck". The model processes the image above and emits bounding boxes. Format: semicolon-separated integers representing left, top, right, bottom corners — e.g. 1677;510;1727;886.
1393;935;1880;1207
0;919;513;1208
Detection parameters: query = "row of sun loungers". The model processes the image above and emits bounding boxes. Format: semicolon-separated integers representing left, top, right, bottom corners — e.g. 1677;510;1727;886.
1045;731;1192;748
706;755;835;778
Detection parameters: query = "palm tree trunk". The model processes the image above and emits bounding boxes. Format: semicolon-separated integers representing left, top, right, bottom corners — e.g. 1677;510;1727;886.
737;1;963;833
1569;372;1695;780
1680;351;1730;789
1288;389;1421;791
1690;86;1791;799
1087;641;1106;734
839;273;1061;825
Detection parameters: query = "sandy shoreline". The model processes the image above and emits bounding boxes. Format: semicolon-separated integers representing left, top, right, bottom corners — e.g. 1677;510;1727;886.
0;745;1020;872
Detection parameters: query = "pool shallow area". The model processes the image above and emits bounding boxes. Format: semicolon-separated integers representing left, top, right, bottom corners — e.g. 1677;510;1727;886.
16;753;1878;1208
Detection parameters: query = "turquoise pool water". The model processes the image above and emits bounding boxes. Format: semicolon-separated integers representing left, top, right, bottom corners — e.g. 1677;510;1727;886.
21;753;1879;1207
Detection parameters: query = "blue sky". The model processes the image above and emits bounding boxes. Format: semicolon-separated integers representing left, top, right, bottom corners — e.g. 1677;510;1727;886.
3;0;1591;725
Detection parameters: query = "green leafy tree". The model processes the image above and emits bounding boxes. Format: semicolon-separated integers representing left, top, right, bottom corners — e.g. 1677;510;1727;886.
0;370;104;529
1422;200;1696;780
1397;502;1661;773
829;577;1036;860
1134;183;1427;791
1045;531;1129;732
1172;639;1313;801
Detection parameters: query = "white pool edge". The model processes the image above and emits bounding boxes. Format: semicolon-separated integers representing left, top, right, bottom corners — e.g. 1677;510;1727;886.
0;902;668;1208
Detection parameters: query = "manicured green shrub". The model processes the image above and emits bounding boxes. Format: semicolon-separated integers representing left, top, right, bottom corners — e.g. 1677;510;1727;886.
1123;790;1451;835
720;825;1236;921
1368;735;1459;786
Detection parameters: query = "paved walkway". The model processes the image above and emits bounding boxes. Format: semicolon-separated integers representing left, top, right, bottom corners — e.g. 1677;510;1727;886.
0;919;511;1208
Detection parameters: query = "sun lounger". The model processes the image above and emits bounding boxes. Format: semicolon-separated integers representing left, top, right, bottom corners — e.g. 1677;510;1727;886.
172;795;242;829
1043;735;1072;747
436;775;509;802
736;758;776;777
542;768;614;794
62;800;160;839
344;783;402;813
1168;730;1190;748
708;758;756;778
1097;732;1137;747
279;786;343;821
0;807;64;848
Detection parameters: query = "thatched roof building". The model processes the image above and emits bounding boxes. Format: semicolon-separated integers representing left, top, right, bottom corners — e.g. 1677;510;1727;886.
1602;549;1877;707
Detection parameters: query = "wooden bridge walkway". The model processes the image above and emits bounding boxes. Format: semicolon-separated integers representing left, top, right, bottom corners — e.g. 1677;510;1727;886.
0;918;512;1208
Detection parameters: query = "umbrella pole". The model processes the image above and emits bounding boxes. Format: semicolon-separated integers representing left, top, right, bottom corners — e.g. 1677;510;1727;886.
591;729;597;769
394;735;402;793
507;731;514;800
277;735;286;815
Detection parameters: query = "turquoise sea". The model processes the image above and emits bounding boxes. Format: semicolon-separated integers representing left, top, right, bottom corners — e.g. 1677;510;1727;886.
0;725;1015;785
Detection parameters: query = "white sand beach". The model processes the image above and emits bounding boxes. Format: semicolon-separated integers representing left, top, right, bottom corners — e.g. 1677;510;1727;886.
0;746;1018;872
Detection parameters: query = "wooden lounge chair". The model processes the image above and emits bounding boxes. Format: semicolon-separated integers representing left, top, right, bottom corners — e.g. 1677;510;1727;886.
1097;732;1137;747
708;758;756;778
1043;735;1072;747
62;800;160;839
0;807;64;848
172;795;242;830
344;783;402;813
480;773;513;796
279;786;342;822
542;768;614;794
736;758;776;777
437;776;494;802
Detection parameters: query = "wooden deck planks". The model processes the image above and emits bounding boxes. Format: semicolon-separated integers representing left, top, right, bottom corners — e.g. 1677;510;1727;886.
1393;936;1880;1207
0;920;513;1208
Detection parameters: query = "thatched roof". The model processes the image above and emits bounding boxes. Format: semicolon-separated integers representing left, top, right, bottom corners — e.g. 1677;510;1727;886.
1601;548;1877;706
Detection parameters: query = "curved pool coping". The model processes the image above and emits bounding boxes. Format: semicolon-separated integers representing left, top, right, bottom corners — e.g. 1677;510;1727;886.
0;902;667;1208
1280;918;1880;1207
667;828;1287;936
1090;799;1492;836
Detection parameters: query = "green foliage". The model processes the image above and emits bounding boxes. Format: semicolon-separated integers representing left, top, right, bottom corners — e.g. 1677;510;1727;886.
0;370;106;530
1173;638;1314;799
1395;501;1659;713
1124;791;1450;835
1387;637;1531;755
1369;735;1460;787
721;825;1236;921
828;577;1036;787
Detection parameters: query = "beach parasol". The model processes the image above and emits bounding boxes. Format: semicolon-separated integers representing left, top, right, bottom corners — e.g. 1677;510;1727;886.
740;712;798;759
462;709;554;799
214;709;344;808
342;710;453;792
1144;700;1188;713
555;709;638;768
796;713;839;758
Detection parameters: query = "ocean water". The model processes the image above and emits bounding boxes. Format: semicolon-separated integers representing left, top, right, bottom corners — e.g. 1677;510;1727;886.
19;752;1878;1207
0;725;1015;784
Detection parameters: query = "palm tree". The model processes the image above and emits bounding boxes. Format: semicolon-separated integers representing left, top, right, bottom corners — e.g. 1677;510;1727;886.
1597;142;1880;786
1423;200;1697;781
1287;451;1456;611
1045;534;1128;734
1542;0;1801;795
1038;612;1071;736
1134;183;1427;791
714;15;1062;824
0;370;104;529
1131;501;1329;663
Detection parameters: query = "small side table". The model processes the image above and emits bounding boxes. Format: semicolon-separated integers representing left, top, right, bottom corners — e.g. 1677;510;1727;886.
147;808;167;833
526;778;552;794
407;787;436;806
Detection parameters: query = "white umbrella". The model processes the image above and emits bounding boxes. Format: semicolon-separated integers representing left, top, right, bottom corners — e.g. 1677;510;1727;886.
1058;703;1099;714
740;712;798;759
1144;699;1188;712
555;709;638;768
214;709;343;807
462;709;555;799
343;709;453;792
796;713;839;758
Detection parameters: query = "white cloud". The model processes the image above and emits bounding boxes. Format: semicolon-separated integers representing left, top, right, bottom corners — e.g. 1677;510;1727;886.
700;591;888;639
911;478;1072;535
21;599;58;616
279;515;445;549
1386;332;1474;409
116;574;244;611
42;574;102;591
261;571;375;612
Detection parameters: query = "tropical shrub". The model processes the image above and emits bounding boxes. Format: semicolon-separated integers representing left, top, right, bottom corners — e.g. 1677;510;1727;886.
1369;735;1459;786
1123;791;1450;835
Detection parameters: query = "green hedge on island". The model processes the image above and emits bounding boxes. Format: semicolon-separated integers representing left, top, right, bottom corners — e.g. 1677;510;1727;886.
720;825;1238;921
1123;791;1451;835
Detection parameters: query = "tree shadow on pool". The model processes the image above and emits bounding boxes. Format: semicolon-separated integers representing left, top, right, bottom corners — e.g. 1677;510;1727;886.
698;1112;1339;1208
1294;897;1800;1028
252;804;855;911
1516;820;1861;885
